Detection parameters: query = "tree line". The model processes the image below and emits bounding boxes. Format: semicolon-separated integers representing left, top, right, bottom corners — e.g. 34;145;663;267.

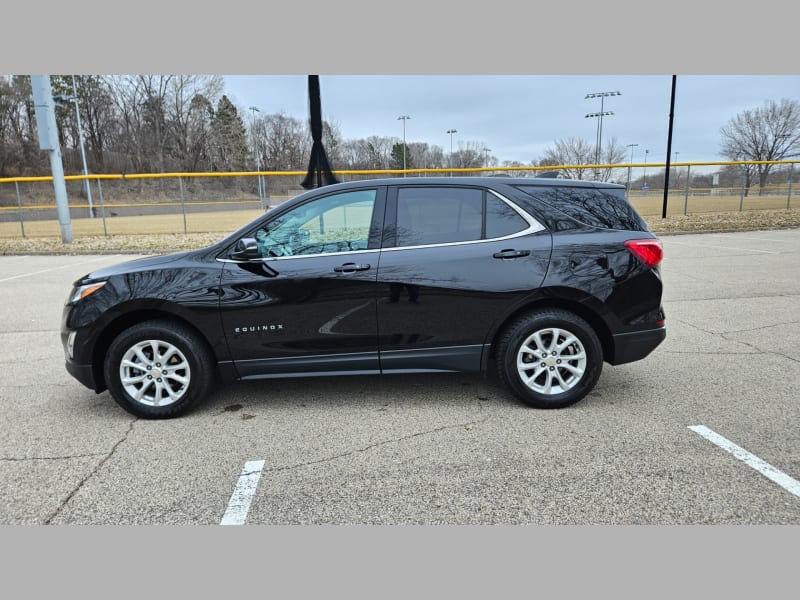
1;75;798;195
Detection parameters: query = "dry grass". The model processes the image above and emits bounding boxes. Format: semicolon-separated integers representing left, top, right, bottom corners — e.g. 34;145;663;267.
1;206;798;255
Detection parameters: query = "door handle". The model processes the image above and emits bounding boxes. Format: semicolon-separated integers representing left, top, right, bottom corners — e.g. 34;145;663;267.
493;249;530;259
334;263;371;273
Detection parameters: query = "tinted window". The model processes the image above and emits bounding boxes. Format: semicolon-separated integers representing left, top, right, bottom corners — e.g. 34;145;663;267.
515;185;647;231
254;189;376;257
396;187;483;246
485;193;528;238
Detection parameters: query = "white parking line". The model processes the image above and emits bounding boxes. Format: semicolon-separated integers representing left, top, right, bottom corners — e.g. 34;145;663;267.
221;460;266;525
0;256;120;283
668;241;779;254
689;425;800;498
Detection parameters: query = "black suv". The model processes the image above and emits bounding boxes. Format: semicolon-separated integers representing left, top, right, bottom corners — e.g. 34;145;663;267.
62;177;665;418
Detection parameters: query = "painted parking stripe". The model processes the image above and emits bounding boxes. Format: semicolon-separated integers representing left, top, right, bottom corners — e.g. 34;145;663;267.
221;460;266;525
0;256;122;283
689;425;800;498
668;241;779;254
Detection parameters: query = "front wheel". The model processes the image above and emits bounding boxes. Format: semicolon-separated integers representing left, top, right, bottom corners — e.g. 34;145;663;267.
104;320;215;419
496;309;603;409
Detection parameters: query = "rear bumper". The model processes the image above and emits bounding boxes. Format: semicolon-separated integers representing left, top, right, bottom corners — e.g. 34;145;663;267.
609;326;666;365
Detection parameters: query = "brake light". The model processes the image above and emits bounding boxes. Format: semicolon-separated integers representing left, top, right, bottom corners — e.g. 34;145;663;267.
624;239;663;267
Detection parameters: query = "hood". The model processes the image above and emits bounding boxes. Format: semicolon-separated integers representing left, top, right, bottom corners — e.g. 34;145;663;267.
78;250;196;282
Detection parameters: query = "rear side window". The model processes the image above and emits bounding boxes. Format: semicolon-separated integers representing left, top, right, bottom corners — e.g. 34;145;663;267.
515;185;648;231
397;187;483;246
486;193;528;238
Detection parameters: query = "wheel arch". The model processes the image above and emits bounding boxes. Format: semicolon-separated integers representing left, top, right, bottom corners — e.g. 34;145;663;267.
90;309;217;393
483;293;615;372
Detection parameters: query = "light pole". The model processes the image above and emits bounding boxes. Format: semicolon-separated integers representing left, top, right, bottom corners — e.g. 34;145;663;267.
673;151;680;186
54;78;94;218
484;148;491;168
447;128;457;176
585;91;621;181
625;143;638;199
643;149;649;190
249;106;264;208
397;115;410;176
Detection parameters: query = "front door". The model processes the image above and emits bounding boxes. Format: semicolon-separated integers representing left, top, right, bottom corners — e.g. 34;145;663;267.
219;187;386;378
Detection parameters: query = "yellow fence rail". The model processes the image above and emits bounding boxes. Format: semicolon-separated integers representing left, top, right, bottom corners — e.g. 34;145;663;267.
0;160;797;240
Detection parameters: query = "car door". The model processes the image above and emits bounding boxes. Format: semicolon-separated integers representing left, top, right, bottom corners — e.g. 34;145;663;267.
219;187;386;378
376;185;552;372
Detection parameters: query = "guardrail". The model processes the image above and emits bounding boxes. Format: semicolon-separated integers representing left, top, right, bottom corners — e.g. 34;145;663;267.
0;161;796;239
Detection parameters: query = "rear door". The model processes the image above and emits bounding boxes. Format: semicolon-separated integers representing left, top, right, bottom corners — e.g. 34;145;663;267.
376;185;552;372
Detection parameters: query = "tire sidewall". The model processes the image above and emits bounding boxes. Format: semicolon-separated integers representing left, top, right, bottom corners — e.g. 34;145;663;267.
104;321;212;419
500;311;603;409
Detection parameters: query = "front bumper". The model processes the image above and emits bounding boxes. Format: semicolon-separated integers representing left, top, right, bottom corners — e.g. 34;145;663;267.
65;359;100;392
609;326;666;365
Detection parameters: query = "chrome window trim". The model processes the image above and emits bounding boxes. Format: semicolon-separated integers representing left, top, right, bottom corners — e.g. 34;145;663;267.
217;189;545;263
384;189;545;253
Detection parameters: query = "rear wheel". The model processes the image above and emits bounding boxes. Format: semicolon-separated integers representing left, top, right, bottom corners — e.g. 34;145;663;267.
496;309;603;408
104;320;214;419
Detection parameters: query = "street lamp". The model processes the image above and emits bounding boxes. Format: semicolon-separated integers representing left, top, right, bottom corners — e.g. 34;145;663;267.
446;129;457;176
397;115;410;176
625;143;638;198
249;106;264;208
54;77;94;218
585;91;621;181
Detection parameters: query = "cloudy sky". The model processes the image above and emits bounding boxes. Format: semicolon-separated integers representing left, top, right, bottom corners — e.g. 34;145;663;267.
223;75;799;171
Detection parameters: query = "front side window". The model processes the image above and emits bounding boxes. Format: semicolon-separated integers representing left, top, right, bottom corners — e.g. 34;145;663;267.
254;189;376;257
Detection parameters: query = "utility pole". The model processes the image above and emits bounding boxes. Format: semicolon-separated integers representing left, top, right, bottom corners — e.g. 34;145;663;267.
447;129;457;176
626;143;638;199
397;115;410;176
249;106;264;209
585;91;621;180
31;75;72;243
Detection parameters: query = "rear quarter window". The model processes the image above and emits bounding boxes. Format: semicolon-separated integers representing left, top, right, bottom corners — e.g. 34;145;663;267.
514;185;648;231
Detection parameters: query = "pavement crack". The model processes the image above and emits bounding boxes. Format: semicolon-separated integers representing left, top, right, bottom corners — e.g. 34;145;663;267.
43;419;138;525
265;417;490;474
718;334;800;364
0;452;107;462
720;320;800;334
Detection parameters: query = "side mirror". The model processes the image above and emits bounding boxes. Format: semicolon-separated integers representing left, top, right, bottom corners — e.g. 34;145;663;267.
231;237;260;261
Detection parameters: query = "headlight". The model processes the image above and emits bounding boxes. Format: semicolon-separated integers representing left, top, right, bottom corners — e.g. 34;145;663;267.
69;281;107;304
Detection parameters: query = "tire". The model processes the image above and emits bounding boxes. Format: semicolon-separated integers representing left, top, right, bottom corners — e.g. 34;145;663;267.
495;309;603;409
104;319;215;419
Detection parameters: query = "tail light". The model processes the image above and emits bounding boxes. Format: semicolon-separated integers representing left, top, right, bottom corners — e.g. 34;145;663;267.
624;239;663;268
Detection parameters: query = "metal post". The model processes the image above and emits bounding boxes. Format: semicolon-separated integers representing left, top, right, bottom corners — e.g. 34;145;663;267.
739;168;746;211
788;163;794;210
178;177;188;234
398;115;410;176
72;77;94;218
97;179;108;237
625;143;638;200
31;75;72;243
684;165;691;215
447;129;457;177
14;182;25;238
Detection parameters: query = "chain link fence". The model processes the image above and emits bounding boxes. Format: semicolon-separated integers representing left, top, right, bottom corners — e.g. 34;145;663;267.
0;162;796;239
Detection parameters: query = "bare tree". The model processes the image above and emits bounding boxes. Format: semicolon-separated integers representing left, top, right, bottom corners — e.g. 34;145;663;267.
451;140;485;169
542;137;595;180
720;98;800;195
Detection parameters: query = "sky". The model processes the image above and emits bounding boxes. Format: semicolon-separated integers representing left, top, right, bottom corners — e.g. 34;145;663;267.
222;75;800;172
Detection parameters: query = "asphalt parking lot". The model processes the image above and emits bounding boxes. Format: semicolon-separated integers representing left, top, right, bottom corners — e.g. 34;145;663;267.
1;229;798;525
